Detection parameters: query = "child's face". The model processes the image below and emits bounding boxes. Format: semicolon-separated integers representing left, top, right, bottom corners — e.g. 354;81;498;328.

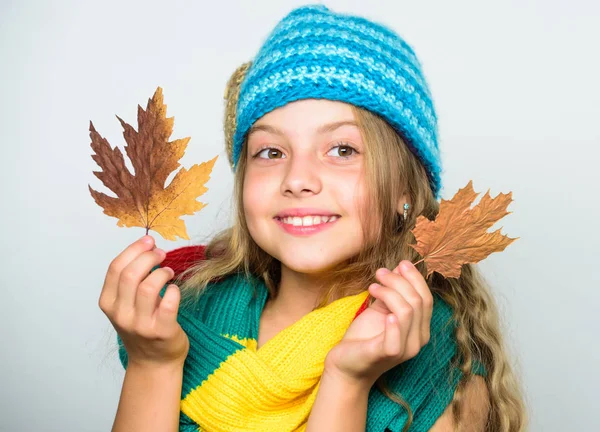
243;99;369;274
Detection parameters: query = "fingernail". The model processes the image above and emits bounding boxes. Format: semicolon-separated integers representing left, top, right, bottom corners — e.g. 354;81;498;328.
378;268;391;275
141;235;152;244
401;261;414;271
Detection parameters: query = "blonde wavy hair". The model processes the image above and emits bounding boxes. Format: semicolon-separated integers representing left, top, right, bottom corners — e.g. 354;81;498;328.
174;64;528;431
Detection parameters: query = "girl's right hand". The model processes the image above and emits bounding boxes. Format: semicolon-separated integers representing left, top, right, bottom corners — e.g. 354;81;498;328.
99;235;190;368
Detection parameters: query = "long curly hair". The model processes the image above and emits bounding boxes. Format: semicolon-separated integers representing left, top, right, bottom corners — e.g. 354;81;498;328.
174;64;528;431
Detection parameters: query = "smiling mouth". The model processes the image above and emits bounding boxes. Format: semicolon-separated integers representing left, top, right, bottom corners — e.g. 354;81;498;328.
274;215;340;227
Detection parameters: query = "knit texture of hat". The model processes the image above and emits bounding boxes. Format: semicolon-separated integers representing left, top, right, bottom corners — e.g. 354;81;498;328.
225;4;443;198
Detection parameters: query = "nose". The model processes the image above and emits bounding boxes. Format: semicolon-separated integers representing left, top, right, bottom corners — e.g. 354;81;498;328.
281;151;322;198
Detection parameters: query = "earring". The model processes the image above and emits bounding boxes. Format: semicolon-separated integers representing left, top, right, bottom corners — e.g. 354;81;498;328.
403;203;410;220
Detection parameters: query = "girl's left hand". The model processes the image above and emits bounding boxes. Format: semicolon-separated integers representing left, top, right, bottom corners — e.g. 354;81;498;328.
324;260;434;387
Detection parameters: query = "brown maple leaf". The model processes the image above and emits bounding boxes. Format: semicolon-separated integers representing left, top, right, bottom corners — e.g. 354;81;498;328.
88;87;217;241
409;180;518;279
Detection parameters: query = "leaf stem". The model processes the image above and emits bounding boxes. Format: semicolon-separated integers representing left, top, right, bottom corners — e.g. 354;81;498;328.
413;258;424;266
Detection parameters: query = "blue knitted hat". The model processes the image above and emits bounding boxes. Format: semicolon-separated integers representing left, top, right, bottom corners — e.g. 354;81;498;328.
223;4;442;198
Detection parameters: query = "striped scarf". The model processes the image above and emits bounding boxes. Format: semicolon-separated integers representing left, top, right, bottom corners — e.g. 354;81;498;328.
117;246;486;431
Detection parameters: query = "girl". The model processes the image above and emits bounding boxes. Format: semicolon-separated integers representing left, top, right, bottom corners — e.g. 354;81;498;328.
100;5;527;431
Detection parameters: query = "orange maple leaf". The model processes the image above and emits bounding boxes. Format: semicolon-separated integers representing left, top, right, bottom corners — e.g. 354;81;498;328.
88;87;217;241
409;180;518;279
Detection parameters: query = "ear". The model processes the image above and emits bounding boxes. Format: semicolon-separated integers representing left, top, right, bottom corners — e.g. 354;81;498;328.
396;194;410;216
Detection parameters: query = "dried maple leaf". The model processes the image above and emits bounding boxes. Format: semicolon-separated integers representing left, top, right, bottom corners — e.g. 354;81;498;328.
409;180;518;279
88;87;217;241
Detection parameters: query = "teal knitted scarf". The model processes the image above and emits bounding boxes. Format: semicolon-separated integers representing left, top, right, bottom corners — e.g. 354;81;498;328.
118;273;486;431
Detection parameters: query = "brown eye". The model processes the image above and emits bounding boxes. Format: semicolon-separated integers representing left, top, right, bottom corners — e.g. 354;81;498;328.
327;144;356;158
256;148;285;159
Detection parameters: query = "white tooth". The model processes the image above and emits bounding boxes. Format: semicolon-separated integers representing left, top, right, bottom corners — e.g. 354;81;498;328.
328;216;338;223
293;217;302;226
321;216;330;223
302;216;313;226
286;217;294;224
313;216;321;225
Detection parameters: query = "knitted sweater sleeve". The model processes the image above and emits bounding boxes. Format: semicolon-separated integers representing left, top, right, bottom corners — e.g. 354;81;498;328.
367;293;488;432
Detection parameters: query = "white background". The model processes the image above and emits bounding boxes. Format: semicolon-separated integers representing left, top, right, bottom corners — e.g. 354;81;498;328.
1;0;598;430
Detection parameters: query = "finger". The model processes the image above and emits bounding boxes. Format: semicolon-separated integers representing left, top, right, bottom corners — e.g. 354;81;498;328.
375;269;422;339
398;261;433;309
116;248;166;310
367;283;392;314
156;284;181;329
368;284;414;339
135;267;175;318
398;261;434;341
383;314;402;357
101;235;155;305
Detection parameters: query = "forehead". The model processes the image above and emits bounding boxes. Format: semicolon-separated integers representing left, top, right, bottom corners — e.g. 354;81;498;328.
251;99;357;133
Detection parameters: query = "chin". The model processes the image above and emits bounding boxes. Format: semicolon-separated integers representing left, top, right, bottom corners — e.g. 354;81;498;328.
258;236;361;275
279;254;345;275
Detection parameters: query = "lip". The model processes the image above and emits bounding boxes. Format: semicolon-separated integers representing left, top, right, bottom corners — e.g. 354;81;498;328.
274;215;340;236
274;208;341;218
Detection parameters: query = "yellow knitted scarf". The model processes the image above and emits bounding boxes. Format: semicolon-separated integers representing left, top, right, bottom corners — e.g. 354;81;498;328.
181;285;369;431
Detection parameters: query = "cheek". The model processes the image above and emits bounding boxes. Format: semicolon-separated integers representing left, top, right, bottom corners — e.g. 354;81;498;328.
334;171;368;215
243;170;275;223
242;178;261;222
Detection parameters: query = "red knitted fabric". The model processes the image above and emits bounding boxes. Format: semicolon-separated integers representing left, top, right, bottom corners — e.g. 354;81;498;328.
163;245;206;280
164;245;370;319
353;296;370;319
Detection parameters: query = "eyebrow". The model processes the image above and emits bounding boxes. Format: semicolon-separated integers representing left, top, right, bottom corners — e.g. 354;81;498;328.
248;120;359;137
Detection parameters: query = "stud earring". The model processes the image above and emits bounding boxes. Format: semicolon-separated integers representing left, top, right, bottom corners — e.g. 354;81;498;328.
403;203;410;220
